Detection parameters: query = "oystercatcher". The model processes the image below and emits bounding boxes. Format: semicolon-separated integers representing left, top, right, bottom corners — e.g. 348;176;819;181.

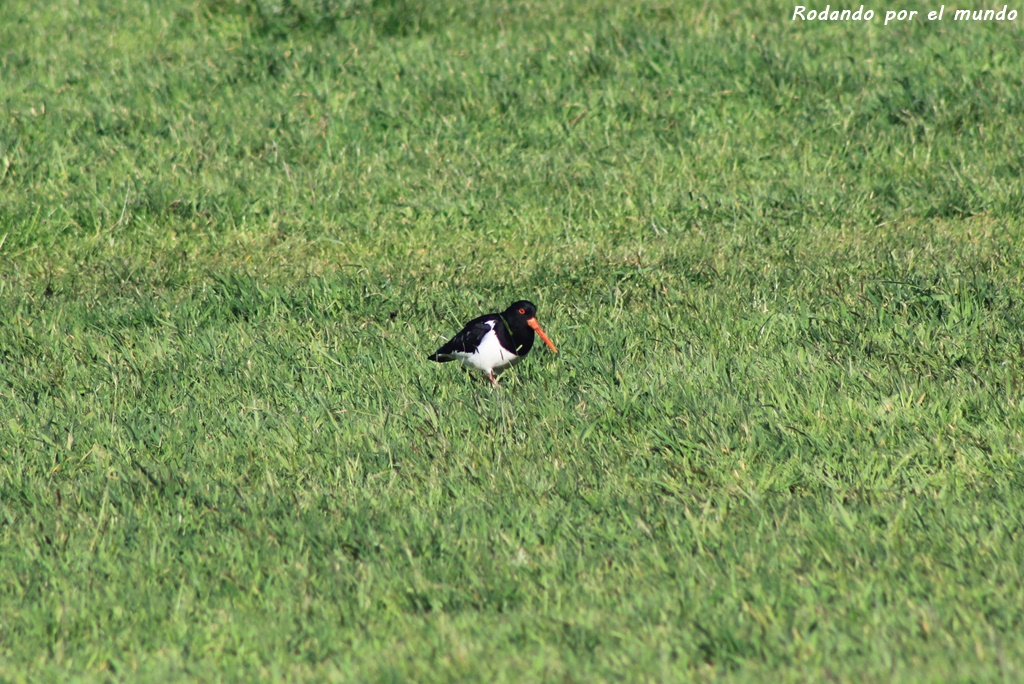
428;300;558;385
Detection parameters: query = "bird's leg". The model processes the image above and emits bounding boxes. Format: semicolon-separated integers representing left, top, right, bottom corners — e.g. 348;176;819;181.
487;372;499;387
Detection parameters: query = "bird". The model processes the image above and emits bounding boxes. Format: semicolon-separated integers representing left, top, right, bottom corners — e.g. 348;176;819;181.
427;300;558;386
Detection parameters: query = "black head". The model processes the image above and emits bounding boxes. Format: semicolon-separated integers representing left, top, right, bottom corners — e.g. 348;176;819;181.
500;300;557;353
503;300;538;320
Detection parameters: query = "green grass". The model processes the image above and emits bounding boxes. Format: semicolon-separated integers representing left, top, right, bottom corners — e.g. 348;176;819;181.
2;0;1024;680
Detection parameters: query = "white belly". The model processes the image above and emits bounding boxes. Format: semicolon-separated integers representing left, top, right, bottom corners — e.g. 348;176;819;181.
450;325;520;375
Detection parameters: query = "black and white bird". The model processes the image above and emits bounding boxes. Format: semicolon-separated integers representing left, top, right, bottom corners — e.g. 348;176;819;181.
427;300;558;385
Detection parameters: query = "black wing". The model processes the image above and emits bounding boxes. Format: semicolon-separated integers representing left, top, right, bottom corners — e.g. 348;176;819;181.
427;315;495;362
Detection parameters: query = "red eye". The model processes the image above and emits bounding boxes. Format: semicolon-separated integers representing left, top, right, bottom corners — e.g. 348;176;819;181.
518;308;526;314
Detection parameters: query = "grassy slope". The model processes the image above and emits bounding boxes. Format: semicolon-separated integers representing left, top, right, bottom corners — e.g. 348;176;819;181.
2;0;1024;680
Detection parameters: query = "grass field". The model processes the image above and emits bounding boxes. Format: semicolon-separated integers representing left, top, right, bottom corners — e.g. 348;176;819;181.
2;0;1024;680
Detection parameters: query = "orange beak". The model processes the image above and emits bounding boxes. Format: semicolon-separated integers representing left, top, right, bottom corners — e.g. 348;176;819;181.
526;317;558;353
